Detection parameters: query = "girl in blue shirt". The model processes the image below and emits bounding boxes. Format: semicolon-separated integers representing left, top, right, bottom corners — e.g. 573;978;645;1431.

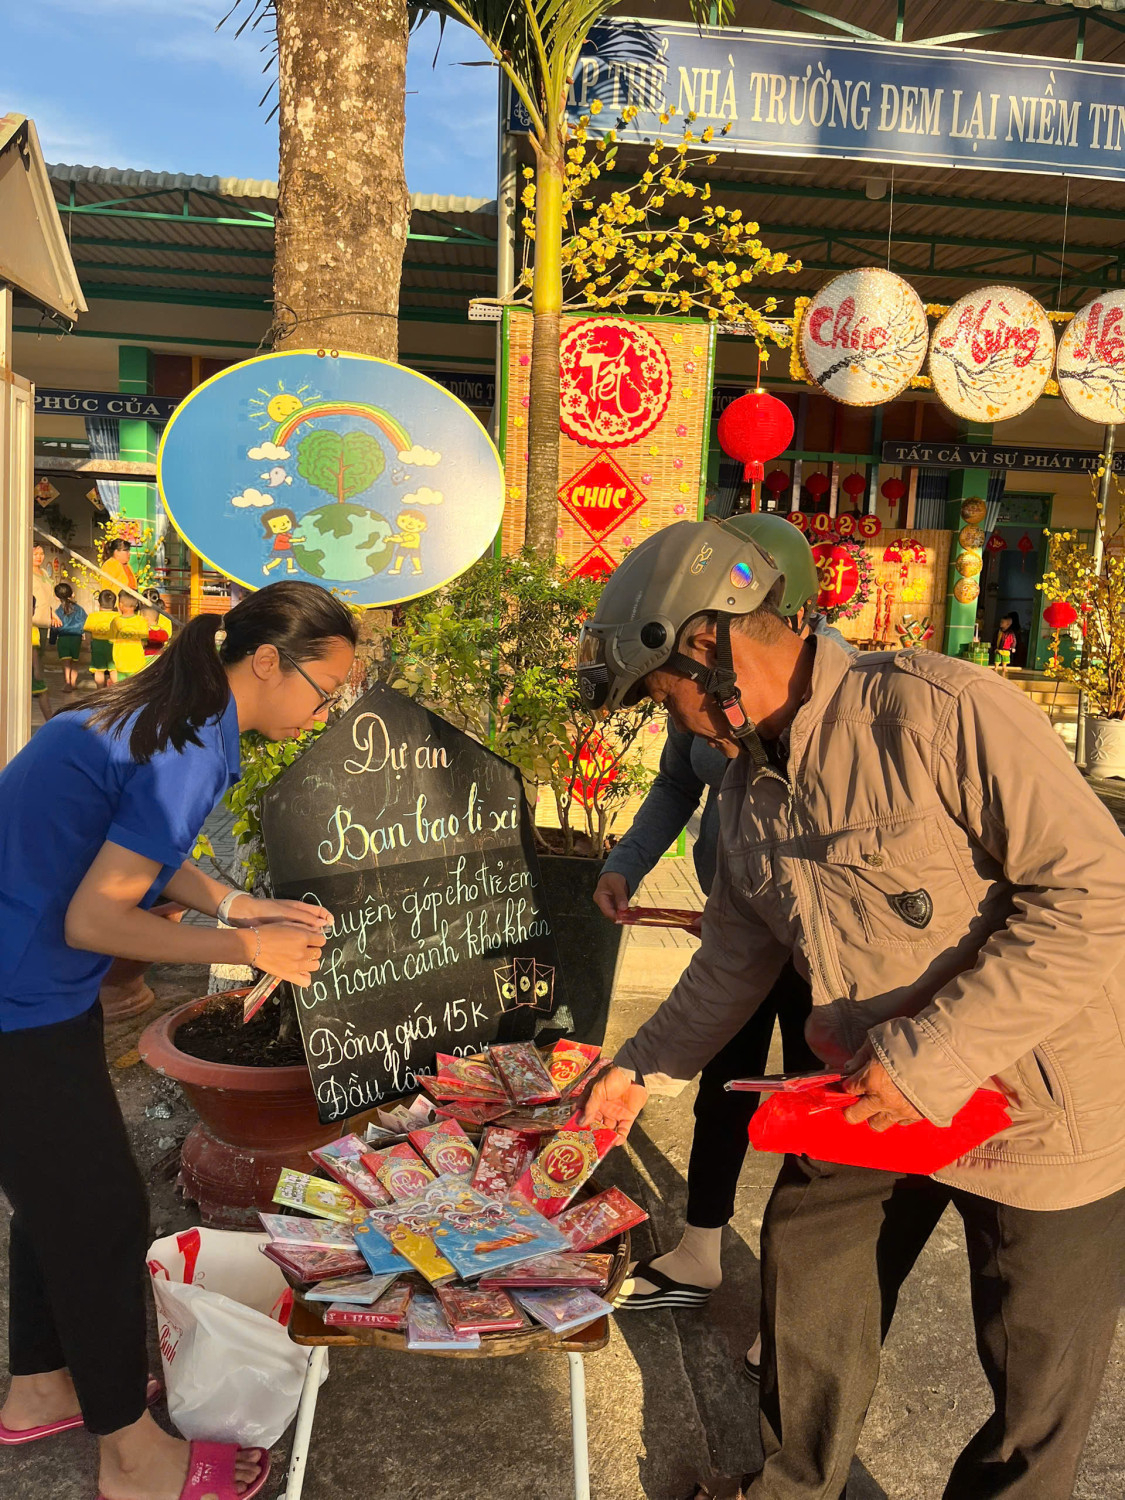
52;582;87;692
0;580;356;1500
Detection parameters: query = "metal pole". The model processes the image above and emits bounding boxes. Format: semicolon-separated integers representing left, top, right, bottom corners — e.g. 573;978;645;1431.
493;79;518;443
568;1352;592;1500
279;1344;327;1500
0;284;32;765
1075;423;1115;768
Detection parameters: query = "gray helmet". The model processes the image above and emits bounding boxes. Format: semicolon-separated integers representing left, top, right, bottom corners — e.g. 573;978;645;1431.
723;512;818;618
576;518;783;717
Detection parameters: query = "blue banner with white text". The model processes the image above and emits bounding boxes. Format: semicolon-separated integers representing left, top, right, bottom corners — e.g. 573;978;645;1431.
509;19;1125;182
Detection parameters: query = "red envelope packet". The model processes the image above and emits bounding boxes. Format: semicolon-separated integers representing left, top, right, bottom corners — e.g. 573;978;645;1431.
360;1142;436;1201
470;1126;541;1201
435;1100;510;1128
546;1041;602;1096
555;1187;649;1252
747;1080;1011;1174
489;1042;560;1105
479;1252;613;1289
407;1119;478;1178
436;1284;527;1334
511;1119;617;1217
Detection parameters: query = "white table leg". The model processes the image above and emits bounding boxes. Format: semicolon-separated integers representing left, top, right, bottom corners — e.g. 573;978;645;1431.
278;1345;327;1500
568;1351;591;1500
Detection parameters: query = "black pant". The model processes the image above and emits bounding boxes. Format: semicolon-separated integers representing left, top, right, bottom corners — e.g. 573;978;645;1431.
753;1155;1125;1500
0;1005;150;1435
687;962;820;1228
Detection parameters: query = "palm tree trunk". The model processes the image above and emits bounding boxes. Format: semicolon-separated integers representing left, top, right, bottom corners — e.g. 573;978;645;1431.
525;144;564;556
273;0;410;360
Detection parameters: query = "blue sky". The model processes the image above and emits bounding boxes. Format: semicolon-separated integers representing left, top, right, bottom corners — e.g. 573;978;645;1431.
2;0;498;198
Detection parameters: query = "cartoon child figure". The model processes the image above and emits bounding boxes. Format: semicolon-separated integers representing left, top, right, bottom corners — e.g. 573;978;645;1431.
261;508;304;576
387;509;427;576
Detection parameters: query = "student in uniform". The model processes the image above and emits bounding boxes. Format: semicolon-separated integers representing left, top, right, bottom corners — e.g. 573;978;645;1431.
110;591;149;681
53;583;88;693
140;588;173;664
0;581;356;1500
85;591;119;689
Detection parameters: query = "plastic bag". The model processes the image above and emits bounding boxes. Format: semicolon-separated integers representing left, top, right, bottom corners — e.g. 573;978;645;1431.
148;1226;327;1449
748;1078;1011;1174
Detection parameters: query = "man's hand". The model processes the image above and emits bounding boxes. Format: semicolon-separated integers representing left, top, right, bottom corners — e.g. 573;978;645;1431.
841;1041;924;1133
593;872;630;921
580;1065;647;1146
227;894;333;932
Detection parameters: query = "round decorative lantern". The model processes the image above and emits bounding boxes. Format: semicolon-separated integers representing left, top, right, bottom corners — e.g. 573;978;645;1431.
959;523;986;550
1043;601;1078;630
929;286;1055;422
956;551;983;578
764;468;790;497
1056;289;1125;425
800;269;929;405
953;577;980;605
960;498;987;524
804;471;830;499
717;391;795;482
881;477;907;507
841;473;867;502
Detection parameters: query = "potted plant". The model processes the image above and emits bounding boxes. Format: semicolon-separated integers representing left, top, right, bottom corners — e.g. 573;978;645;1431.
1040;491;1125;777
139;727;338;1227
389;550;657;1042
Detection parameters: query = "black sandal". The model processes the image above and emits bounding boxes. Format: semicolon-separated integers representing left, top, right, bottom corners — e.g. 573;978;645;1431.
613;1258;715;1311
741;1349;761;1385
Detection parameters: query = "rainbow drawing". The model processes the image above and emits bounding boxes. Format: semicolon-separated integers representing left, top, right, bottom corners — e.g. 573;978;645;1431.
273;400;413;454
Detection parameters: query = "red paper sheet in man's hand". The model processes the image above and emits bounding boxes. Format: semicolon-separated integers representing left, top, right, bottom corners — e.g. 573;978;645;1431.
748;1079;1011;1174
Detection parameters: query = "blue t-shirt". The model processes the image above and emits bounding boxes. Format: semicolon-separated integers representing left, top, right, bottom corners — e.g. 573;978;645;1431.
0;696;241;1031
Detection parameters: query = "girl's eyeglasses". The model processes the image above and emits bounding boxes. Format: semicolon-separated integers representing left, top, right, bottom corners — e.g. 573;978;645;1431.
280;650;342;713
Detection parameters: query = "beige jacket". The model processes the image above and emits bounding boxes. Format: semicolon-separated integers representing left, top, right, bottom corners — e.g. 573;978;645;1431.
615;640;1125;1211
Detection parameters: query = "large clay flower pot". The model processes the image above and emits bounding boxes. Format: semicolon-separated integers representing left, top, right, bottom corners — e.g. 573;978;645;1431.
1087;716;1125;779
139;992;336;1229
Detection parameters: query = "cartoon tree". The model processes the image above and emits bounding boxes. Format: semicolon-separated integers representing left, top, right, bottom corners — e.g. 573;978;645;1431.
297;429;385;503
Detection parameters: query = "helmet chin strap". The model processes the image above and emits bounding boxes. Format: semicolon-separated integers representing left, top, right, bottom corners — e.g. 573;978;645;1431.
664;613;768;767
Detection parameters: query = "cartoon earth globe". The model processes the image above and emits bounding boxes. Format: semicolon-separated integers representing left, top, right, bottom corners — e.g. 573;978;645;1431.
290;502;395;581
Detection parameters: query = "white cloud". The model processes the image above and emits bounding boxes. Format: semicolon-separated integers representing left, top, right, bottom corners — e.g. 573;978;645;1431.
399;446;441;467
248;442;290;461
231;487;272;508
402;487;444;506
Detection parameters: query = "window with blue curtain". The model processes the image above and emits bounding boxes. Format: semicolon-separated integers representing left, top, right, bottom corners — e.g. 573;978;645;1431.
913;469;950;529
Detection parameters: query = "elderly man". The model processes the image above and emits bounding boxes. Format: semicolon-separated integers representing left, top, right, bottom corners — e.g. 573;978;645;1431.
579;518;1125;1500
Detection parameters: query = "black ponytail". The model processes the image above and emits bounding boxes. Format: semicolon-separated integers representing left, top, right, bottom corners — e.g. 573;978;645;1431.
77;580;358;762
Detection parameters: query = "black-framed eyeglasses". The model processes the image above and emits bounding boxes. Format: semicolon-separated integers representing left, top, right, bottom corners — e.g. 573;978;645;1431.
280;650;342;713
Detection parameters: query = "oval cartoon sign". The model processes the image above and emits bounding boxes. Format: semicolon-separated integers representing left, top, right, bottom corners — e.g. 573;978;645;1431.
157;350;504;606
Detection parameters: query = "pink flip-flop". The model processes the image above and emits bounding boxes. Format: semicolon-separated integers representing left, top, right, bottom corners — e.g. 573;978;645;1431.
96;1441;270;1500
0;1374;163;1446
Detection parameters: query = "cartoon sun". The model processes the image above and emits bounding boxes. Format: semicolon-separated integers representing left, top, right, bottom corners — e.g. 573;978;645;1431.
249;381;314;431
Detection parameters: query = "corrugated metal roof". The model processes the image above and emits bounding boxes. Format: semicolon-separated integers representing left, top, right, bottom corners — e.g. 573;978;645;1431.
45;163;497;313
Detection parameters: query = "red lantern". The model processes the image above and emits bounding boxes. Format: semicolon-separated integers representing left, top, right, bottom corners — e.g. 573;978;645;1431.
881;476;907;508
764;468;790;496
717;391;795;483
986;532;1007;554
1043;601;1078;630
804;471;830;499
842;473;867;500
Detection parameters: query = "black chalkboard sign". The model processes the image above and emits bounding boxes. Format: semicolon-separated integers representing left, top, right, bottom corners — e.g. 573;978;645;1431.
260;683;568;1123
